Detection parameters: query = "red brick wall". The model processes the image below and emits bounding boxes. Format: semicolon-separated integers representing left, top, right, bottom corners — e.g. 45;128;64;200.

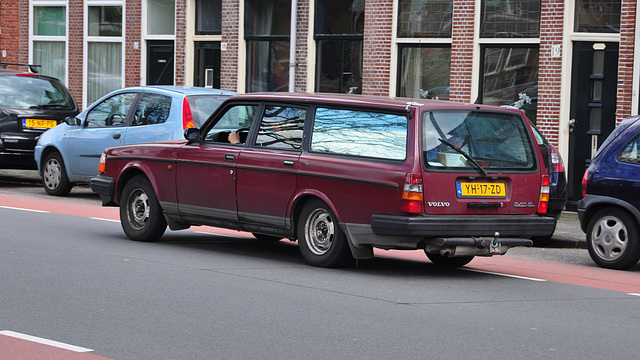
125;0;142;87
220;0;239;92
536;0;564;146
294;0;309;92
449;0;475;102
362;0;393;96
68;0;84;105
175;0;186;85
0;0;28;65
617;0;637;123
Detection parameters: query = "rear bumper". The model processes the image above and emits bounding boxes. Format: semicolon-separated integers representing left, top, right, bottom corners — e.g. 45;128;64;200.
371;214;556;238
90;175;116;206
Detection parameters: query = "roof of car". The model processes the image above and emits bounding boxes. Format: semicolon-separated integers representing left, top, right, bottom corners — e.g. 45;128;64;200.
132;86;237;96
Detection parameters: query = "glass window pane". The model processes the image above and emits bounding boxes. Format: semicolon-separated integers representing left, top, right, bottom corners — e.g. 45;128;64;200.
316;40;362;94
312;108;407;160
397;46;450;99
256;106;306;150
618;134;640;164
315;0;364;35
245;0;290;36
132;93;172;126
397;0;452;38
147;0;175;35
87;42;122;104
88;6;122;37
33;41;66;82
574;0;621;33
480;0;540;38
34;6;66;36
246;40;290;92
196;0;222;35
205;105;259;143
86;93;137;128
481;46;539;123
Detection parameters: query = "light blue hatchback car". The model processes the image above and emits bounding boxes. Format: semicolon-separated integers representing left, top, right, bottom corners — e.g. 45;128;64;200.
35;86;235;196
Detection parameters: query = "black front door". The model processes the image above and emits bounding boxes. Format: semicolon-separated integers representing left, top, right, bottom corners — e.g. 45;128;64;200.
194;42;221;88
567;41;619;209
147;40;174;85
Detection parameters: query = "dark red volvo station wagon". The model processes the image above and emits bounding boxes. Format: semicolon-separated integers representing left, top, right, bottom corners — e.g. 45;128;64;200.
91;93;555;267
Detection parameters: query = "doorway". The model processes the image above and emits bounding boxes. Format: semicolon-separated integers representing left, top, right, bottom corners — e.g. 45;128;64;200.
194;42;221;89
567;41;619;209
147;40;174;85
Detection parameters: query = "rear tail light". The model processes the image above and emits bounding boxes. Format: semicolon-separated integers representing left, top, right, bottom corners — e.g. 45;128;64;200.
537;175;550;214
401;173;423;214
182;97;195;130
581;169;589;198
97;152;107;174
17;72;37;77
549;145;565;172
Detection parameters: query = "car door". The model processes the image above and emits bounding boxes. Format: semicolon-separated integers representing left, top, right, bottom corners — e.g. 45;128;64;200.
236;104;306;227
67;92;137;177
175;103;260;224
123;92;177;144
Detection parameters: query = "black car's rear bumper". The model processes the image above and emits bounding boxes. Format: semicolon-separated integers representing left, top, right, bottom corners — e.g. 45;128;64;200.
90;175;116;206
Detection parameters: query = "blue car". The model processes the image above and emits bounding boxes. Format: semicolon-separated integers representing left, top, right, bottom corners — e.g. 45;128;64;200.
578;115;640;269
35;86;235;196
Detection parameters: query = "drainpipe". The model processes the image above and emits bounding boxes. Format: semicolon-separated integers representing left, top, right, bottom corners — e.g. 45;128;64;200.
289;0;298;92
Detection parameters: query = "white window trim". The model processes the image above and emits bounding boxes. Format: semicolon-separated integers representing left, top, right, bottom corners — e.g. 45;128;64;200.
29;0;69;84
185;0;223;87
83;0;126;108
142;0;177;86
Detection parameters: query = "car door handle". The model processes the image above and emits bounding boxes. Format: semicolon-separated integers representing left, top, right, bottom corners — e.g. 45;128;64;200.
283;160;295;167
113;133;121;139
225;154;235;161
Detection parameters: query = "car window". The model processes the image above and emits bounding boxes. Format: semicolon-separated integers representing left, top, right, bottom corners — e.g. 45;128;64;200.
132;93;171;126
423;110;535;169
618;133;640;165
85;93;137;128
186;95;228;127
204;104;259;143
311;108;407;161
255;105;306;150
0;75;75;110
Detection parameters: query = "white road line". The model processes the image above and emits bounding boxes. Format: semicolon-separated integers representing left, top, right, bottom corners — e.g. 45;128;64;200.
0;330;93;352
465;268;547;282
628;293;640;297
89;217;120;222
0;206;49;213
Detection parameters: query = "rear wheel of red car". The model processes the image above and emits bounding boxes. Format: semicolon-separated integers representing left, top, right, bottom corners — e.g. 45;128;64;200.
120;175;167;242
297;199;353;267
42;152;73;196
586;207;640;270
425;253;474;267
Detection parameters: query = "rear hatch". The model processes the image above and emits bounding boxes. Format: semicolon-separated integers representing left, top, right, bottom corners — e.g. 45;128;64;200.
420;108;544;215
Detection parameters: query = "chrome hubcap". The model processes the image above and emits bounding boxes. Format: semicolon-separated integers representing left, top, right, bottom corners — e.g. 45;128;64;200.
43;158;62;190
304;208;334;255
591;215;627;261
129;190;150;229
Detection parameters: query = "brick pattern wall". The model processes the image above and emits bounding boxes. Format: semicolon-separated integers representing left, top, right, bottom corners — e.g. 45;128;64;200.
0;0;28;65
536;0;564;146
362;0;393;96
175;0;186;85
449;0;475;103
616;0;637;123
68;0;85;105
125;0;142;87
220;0;240;92
294;0;309;92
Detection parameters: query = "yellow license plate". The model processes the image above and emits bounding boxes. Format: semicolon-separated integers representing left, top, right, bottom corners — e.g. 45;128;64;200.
23;118;58;129
456;182;506;197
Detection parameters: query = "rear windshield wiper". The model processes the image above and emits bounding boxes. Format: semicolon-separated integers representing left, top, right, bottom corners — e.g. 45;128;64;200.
438;138;487;177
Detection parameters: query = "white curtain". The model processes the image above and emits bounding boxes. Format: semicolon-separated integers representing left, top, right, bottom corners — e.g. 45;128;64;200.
33;41;66;83
88;42;122;104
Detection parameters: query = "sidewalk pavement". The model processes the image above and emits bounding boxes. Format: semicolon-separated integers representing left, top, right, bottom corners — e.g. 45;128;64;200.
548;211;587;249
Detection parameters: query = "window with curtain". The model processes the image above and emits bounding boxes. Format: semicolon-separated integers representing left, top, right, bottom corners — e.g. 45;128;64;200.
244;0;291;92
87;3;123;104
148;0;175;35
32;5;67;82
480;0;541;38
397;45;451;99
397;0;452;38
196;0;222;35
574;0;621;33
315;0;364;94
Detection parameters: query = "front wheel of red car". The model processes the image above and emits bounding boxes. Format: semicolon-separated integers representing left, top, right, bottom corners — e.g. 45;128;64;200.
120;176;167;242
297;199;353;267
586;207;640;270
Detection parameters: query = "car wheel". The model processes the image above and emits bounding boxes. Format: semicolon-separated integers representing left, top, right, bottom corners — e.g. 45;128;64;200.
42;152;73;196
297;199;353;267
120;175;167;242
586;207;640;270
252;233;282;241
425;253;475;267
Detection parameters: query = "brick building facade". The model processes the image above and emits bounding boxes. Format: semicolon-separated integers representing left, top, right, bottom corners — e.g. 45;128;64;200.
0;0;638;207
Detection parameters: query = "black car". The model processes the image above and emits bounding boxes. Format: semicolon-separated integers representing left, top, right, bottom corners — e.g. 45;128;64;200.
578;115;640;269
0;63;78;169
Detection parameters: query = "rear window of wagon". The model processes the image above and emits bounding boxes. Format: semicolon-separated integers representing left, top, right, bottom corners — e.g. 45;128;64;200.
310;107;408;161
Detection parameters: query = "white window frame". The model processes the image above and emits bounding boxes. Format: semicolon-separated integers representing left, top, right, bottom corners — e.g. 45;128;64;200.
142;0;177;85
185;0;223;87
29;0;69;84
84;0;125;108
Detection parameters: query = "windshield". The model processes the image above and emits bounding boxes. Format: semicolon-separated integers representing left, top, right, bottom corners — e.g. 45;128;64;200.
422;110;536;171
0;75;75;110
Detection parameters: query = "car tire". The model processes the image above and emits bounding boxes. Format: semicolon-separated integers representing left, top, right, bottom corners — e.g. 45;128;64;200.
41;152;73;196
586;207;640;270
297;199;353;267
252;233;282;242
425;253;475;267
120;175;167;242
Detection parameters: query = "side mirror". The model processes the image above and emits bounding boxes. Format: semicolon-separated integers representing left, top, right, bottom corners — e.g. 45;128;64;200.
184;127;200;142
65;116;81;126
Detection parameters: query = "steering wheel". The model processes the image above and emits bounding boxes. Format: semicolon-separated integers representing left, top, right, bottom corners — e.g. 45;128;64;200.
106;113;126;126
